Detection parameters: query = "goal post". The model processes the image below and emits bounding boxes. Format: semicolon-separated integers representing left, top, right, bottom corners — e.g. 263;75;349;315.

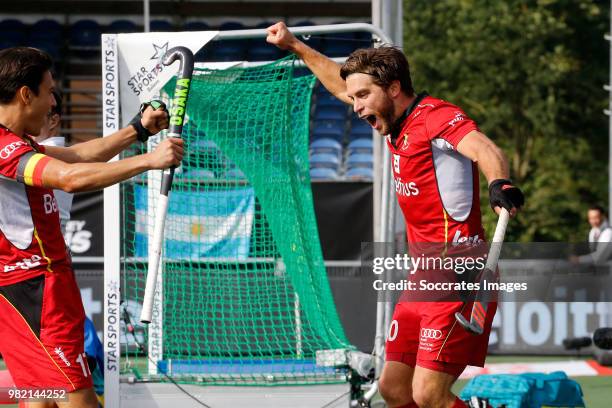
102;24;392;408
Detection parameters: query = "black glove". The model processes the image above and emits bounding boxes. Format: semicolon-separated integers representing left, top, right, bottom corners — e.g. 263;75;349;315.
129;100;167;142
489;178;524;211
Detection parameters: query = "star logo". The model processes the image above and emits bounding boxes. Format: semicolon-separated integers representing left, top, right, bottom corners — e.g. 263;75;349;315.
151;42;169;60
106;280;119;294
104;36;115;48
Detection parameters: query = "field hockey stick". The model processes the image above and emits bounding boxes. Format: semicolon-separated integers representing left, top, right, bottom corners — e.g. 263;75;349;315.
455;208;509;335
141;46;194;324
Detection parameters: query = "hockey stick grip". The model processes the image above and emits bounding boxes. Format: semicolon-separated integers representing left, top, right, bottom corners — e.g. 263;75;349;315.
484;208;510;271
455;208;510;335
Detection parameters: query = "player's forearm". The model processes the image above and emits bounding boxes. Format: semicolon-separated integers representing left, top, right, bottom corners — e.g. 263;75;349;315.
475;143;509;184
67;126;138;162
291;41;351;104
45;154;152;193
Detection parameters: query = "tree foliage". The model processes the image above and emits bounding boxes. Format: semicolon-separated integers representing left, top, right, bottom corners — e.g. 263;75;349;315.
404;0;608;241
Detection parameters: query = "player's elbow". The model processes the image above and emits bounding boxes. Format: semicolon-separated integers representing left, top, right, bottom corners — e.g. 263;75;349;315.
58;177;81;193
56;167;92;193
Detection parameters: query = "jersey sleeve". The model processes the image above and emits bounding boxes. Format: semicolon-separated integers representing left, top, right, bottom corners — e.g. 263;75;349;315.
425;103;479;148
0;138;51;187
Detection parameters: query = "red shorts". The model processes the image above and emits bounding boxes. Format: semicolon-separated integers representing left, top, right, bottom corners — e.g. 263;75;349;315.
385;301;496;377
0;267;92;391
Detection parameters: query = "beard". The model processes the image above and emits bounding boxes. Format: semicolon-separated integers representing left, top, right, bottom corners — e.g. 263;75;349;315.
377;95;397;135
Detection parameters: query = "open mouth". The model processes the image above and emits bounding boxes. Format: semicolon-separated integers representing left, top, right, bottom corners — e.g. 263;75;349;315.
364;114;377;127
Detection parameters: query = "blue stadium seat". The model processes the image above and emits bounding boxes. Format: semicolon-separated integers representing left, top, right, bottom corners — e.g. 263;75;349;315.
346;167;373;180
293;20;315;28
247;22;284;61
254;21;275;29
28;39;61;60
70;20;101;47
328;22;373;46
355;31;373;44
0;38;21;50
310;167;338;180
324;42;359;58
347;138;373;155
108;20;137;34
213;43;246;61
293;67;311;78
346;153;373;169
0;19;27;44
292;21;325;52
150;20;174;32
310;138;342;158
196;42;218;62
219;21;244;30
312;119;346;143
316;95;345;108
315;88;344;107
310;153;340;170
183;21;210;31
314;105;348;121
326;22;364;41
349;120;372;140
30;20;63;43
247;45;282;62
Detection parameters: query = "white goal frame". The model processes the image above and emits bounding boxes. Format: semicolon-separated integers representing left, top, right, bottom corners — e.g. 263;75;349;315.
102;23;393;408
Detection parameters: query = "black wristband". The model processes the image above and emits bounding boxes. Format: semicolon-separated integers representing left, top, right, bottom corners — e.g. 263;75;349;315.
488;178;524;211
129;100;167;143
129;117;152;142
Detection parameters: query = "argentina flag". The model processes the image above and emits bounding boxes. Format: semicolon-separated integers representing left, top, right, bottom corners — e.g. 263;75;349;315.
134;185;254;260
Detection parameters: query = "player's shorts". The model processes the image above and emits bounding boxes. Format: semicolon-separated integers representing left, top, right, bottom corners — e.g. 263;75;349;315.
385;301;496;377
0;266;92;391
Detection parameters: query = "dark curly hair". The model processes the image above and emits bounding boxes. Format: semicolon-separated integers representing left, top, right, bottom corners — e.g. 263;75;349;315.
340;46;414;96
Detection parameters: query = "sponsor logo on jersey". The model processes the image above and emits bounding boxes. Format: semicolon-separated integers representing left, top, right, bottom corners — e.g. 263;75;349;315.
448;111;466;127
0;141;27;159
394;178;419;197
54;347;71;367
452;230;484;246
43;194;58;215
420;328;443;340
3;255;42;273
393;154;401;173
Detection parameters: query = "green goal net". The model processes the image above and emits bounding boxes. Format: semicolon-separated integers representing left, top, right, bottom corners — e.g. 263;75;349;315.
119;56;352;385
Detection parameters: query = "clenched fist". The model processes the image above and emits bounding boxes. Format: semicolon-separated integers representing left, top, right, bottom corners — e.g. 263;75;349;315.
141;104;170;135
266;22;300;51
148;137;184;169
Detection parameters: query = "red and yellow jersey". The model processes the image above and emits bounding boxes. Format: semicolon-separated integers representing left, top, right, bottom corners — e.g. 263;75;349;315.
387;95;485;245
0;127;69;285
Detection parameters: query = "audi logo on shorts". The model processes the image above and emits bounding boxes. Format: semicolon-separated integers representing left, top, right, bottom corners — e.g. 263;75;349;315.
420;328;443;340
0;142;26;159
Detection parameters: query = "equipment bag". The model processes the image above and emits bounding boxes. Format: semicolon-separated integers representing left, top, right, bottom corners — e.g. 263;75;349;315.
459;371;585;408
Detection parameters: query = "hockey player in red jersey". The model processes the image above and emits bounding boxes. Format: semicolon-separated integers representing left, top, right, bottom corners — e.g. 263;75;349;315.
0;47;183;408
267;23;524;408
